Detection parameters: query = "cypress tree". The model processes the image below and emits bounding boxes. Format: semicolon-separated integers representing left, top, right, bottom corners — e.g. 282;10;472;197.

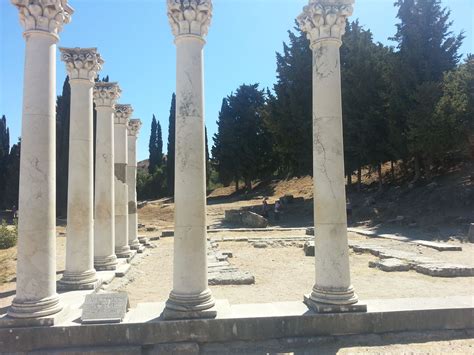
0;115;10;207
390;0;464;180
148;115;158;173
157;120;163;165
4;139;20;209
166;93;176;196
56;77;71;217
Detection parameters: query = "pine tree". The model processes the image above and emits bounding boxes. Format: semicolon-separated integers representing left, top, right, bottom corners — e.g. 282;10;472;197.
148;115;158;174
56;77;71;217
166;94;176;196
0;115;10;207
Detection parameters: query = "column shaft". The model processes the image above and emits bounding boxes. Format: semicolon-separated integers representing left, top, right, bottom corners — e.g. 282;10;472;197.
164;36;215;318
308;41;359;308
94;106;117;270
9;32;62;318
59;80;97;290
127;134;140;249
114;121;130;258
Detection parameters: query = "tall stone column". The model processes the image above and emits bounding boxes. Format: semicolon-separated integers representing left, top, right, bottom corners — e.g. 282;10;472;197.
8;0;73;319
164;0;215;320
114;104;133;258
298;0;365;312
93;82;122;270
127;119;142;250
58;48;103;290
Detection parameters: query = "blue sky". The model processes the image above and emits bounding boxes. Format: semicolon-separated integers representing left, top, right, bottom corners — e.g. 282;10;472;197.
1;0;472;162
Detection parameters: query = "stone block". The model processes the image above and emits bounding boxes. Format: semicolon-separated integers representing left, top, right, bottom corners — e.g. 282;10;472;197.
368;258;410;272
304;241;315;256
306;227;314;236
253;242;268;248
221;250;233;258
241;211;268;228
415;263;474;277
224;210;242;224
208;271;255;285
162;230;174;237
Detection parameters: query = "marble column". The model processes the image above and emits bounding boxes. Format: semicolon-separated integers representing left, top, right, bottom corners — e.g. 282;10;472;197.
298;0;365;312
8;0;73;319
164;0;215;320
114;104;133;258
57;48;103;290
127;119;142;250
93;82;122;270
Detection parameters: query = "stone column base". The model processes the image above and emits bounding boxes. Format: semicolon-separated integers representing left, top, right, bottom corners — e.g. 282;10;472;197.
57;269;98;291
94;255;118;271
304;294;367;313
129;239;141;250
115;245;132;259
7;294;62;319
162;289;216;320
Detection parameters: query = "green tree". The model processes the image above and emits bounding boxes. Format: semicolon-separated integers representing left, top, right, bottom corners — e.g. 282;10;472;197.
341;21;392;189
56;77;71;217
166;93;176;196
264;26;312;176
0;115;10;207
390;0;464;180
3;139;20;209
148;115;160;173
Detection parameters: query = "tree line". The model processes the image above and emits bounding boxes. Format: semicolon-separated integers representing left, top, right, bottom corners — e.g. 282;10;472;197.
212;0;472;191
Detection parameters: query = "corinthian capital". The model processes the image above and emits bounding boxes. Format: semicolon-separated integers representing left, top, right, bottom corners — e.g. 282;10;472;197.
11;0;74;37
93;82;121;108
60;47;104;82
167;0;212;38
127;119;142;137
115;104;134;125
298;0;354;47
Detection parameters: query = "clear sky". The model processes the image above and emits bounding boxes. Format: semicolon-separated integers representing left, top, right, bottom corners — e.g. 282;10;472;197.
1;0;472;162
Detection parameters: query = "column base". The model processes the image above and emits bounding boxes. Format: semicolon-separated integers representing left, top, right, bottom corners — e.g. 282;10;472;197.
115;245;132;259
162;289;216;320
57;269;98;291
304;284;367;313
129;239;141;250
94;254;118;271
7;294;62;319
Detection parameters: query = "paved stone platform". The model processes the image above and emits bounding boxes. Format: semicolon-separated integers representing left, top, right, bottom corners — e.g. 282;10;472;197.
0;296;472;353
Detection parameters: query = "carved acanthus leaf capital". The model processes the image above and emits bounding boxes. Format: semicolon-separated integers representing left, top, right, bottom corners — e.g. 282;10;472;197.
127;119;142;137
11;0;74;36
167;0;212;38
297;0;354;47
94;82;121;108
60;47;104;82
115;104;133;125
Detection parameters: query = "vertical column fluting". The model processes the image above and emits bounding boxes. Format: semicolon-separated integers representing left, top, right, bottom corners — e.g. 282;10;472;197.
8;0;73;319
58;48;103;290
114;104;133;258
298;0;366;312
93;83;121;270
127;119;142;250
163;0;215;320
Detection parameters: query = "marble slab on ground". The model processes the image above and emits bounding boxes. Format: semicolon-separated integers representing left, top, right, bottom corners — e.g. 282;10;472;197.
207;242;255;285
350;241;474;277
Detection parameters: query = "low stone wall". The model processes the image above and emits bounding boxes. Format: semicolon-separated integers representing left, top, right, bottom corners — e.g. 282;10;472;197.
224;209;268;228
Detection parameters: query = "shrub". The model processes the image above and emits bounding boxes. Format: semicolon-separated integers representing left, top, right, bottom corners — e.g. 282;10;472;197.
0;219;17;249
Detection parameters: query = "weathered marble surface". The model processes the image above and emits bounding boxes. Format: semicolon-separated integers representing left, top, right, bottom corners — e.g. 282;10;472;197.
164;0;216;320
94;82;121;271
127;119;142;250
8;0;73;318
298;0;360;310
114;104;133;258
58;47;103;290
